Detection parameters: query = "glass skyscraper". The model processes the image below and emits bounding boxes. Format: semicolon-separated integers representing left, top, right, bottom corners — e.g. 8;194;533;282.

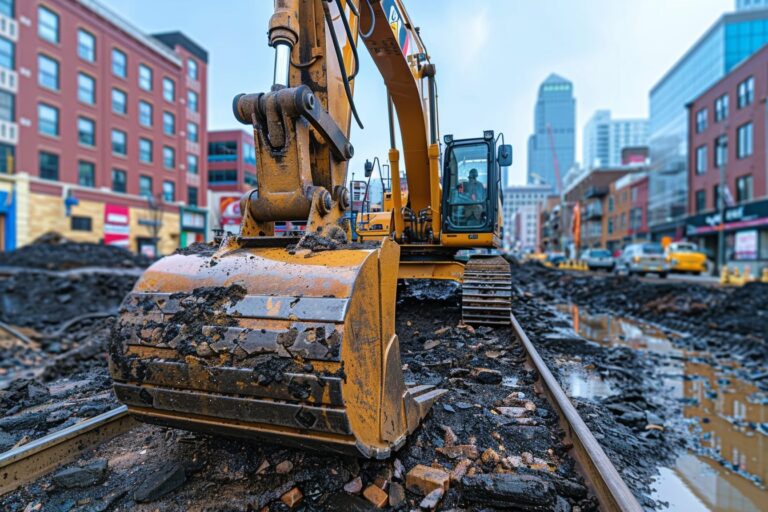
648;7;768;237
527;74;575;193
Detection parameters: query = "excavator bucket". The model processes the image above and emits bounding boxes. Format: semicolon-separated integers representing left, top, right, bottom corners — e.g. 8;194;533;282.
108;237;445;459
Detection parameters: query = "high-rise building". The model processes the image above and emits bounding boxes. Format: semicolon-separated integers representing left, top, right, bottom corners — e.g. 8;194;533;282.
527;74;575;193
582;110;648;170
648;7;768;239
736;0;768;11
0;0;209;255
503;184;551;251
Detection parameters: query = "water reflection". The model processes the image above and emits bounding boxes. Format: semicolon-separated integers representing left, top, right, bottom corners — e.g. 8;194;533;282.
558;304;767;512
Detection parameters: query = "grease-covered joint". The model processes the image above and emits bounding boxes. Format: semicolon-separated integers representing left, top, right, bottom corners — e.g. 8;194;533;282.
232;93;262;125
333;186;351;211
268;0;300;48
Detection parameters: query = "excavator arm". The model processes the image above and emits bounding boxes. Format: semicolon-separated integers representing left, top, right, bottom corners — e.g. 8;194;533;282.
108;0;447;459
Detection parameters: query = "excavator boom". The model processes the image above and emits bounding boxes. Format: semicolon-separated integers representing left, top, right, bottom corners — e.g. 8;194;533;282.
108;0;448;458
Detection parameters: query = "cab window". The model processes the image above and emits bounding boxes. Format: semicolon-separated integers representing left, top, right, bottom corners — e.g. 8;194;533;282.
445;143;490;229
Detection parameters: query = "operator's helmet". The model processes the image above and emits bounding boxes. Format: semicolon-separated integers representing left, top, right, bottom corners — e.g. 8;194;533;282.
469;168;478;179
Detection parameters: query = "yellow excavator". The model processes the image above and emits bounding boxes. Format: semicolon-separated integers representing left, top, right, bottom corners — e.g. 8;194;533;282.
108;0;512;459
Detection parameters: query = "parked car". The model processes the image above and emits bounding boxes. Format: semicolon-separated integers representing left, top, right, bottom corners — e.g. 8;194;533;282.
581;248;615;271
665;242;708;274
615;243;671;278
546;252;566;267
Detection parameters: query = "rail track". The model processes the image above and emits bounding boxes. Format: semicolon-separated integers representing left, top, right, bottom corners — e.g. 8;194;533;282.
0;313;642;511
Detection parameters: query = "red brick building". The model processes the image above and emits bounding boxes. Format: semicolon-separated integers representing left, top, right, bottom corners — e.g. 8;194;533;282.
687;43;768;270
0;0;208;255
206;129;256;233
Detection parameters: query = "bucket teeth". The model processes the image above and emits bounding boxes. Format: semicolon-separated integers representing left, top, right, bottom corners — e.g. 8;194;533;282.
108;241;445;458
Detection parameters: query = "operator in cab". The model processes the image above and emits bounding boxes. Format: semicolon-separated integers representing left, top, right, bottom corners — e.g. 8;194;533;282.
463;168;486;224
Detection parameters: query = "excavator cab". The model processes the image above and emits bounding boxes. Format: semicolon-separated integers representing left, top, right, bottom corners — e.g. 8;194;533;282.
441;131;511;240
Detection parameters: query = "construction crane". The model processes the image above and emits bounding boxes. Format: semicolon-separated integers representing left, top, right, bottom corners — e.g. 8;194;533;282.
108;0;512;459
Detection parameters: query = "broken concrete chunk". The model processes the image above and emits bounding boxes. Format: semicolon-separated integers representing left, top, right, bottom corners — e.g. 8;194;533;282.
275;460;293;474
481;448;501;465
441;425;458;447
393;458;405;481
388;481;406;508
344;476;363;494
436;444;479;460
460;474;556;509
419;487;445;510
471;368;502;384
450;459;472;483
281;487;303;509
362;484;388;508
134;462;187;503
405;464;449;496
52;459;108;489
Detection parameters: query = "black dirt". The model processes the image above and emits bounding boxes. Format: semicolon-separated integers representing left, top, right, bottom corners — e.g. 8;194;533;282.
0;234;150;270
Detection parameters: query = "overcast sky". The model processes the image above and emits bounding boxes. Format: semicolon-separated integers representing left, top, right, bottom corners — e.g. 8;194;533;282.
105;0;733;185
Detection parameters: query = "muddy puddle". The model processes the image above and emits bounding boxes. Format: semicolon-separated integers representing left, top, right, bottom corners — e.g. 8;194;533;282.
557;304;767;512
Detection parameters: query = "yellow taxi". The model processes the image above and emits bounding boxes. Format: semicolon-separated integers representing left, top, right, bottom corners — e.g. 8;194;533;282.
666;242;708;274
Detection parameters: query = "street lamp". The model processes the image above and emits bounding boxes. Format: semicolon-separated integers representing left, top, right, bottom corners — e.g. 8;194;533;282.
716;126;728;273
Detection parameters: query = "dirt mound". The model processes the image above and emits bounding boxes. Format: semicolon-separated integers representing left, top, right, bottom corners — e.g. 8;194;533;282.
0;237;151;270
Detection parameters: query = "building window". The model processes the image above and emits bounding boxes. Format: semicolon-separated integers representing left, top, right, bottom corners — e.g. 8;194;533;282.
188;186;198;207
112;48;127;78
187;154;198;174
0;90;14;122
607;219;614;235
39;151;59;180
715;94;729;122
112;129;127;156
163;77;175;102
0;36;14;70
38;6;59;44
162;181;175;202
243;143;256;164
244;172;257;187
208;141;237;160
607;197;614;212
0;0;13;18
139;175;153;198
163;111;175;135
77;117;95;146
78;161;95;187
139;138;153;163
112;168;126;193
187;122;198;143
736;175;753;203
163;146;175;169
139;64;152;91
71;216;92;232
737;122;753;159
695;108;708;134
187;90;198;112
77;29;95;62
695;145;707;174
208;169;237;183
695;190;706;213
111;88;127;115
38;54;59;90
714;135;728;167
139;100;153;127
78;73;96;104
0;143;14;174
38;103;58;136
737;76;754;108
188;59;198;80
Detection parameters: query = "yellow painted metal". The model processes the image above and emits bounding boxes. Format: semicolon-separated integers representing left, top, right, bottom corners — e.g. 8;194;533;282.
389;148;405;240
439;232;498;248
398;260;465;282
428;143;442;239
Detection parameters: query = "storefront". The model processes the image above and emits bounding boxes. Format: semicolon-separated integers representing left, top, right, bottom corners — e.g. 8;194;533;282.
0;185;16;252
180;207;208;247
685;198;768;273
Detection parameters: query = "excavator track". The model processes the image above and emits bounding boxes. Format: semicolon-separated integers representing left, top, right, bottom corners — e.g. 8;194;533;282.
461;256;512;326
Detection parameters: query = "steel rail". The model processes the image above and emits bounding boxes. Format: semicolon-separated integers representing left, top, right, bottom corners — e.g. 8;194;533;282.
510;313;643;512
0;405;136;496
